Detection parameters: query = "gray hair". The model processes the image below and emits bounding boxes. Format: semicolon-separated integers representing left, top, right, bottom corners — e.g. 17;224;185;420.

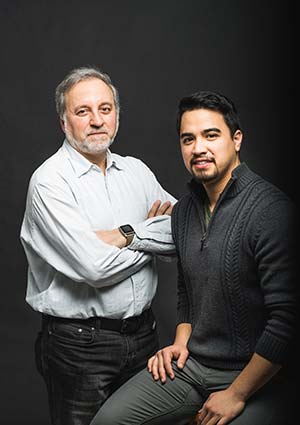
55;66;120;119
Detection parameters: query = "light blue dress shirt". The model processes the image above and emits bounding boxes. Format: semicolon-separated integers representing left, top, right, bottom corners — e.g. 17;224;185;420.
20;141;176;319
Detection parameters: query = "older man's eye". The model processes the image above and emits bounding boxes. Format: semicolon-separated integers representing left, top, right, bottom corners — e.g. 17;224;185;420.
101;106;112;113
77;109;87;116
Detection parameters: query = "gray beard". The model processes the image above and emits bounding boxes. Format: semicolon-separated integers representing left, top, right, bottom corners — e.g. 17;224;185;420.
65;131;114;155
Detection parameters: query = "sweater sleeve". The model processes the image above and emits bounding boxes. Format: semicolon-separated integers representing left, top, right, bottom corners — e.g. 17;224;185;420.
177;259;192;324
171;199;192;325
253;196;297;364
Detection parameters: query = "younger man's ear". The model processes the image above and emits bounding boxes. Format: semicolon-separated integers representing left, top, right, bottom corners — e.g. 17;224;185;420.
233;130;243;152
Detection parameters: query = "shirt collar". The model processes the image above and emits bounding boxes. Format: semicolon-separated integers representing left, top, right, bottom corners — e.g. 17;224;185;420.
62;140;124;177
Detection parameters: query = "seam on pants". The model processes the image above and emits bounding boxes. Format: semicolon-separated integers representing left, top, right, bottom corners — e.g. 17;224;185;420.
141;386;200;425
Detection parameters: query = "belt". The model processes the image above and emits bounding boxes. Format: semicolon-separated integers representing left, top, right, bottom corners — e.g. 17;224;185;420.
42;308;153;334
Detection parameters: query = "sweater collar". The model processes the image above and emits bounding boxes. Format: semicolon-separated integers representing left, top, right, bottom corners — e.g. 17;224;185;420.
188;162;258;199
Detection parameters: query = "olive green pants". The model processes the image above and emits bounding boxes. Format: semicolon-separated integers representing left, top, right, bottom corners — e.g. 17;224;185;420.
91;356;290;425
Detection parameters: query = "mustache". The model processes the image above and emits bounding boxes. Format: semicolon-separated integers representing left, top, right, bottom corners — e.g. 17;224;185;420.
86;126;108;136
190;155;215;165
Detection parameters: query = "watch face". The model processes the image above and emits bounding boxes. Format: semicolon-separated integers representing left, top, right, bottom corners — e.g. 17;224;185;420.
120;224;134;233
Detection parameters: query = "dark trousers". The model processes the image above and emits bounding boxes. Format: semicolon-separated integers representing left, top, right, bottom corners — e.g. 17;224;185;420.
35;309;158;425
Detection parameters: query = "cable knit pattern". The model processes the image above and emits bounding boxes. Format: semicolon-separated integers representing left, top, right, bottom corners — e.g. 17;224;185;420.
172;163;297;369
221;179;265;361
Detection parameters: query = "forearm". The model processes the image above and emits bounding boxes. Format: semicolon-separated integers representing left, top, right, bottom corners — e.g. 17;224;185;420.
95;229;127;248
174;323;192;346
228;352;281;401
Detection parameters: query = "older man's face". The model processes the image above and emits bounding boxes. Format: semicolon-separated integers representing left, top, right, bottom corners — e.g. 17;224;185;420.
62;78;118;155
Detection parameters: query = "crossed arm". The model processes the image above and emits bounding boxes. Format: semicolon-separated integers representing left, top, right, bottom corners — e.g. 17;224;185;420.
23;181;174;287
95;200;173;248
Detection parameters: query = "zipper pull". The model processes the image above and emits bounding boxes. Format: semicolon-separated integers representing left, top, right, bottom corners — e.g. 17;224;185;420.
200;233;206;250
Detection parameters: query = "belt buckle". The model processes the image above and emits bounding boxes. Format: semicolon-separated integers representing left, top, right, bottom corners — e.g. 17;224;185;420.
120;320;129;333
120;317;139;334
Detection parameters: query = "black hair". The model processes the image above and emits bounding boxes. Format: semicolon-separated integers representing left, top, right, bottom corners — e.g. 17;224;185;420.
177;90;242;137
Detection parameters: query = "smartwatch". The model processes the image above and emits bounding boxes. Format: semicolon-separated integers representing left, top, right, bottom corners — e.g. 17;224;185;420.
118;224;135;246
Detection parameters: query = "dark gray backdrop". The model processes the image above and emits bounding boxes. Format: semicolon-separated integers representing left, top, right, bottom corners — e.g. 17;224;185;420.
0;1;296;424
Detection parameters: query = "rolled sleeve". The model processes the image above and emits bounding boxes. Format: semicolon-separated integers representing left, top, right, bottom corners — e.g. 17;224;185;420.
129;215;175;254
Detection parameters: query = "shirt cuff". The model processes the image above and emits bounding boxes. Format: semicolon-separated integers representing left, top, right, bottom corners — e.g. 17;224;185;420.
129;215;175;253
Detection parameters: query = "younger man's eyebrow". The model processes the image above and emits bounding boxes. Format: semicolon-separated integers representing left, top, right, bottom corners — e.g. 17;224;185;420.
180;132;194;139
203;128;221;134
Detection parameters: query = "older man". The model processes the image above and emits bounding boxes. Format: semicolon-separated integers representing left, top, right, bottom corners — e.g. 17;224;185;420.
20;66;176;425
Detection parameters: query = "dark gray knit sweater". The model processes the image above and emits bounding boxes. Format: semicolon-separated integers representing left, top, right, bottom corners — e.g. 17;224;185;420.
172;163;296;369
